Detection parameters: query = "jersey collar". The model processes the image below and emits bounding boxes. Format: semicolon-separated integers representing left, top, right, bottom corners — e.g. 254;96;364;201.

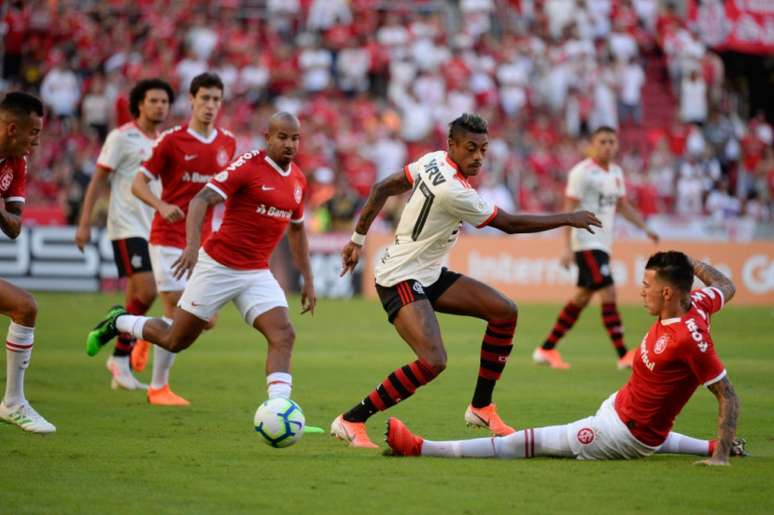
660;317;681;326
445;153;471;187
264;154;291;177
187;126;218;144
592;158;611;171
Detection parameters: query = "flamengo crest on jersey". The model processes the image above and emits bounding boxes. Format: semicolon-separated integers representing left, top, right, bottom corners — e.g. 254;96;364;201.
566;158;626;253
374;151;497;288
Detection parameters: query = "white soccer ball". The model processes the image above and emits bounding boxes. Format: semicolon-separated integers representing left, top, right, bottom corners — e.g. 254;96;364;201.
254;398;305;448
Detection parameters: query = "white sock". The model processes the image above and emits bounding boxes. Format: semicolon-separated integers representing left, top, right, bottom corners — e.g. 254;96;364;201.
422;425;574;459
110;355;131;373
3;322;34;407
116;315;150;339
150;317;175;389
657;432;710;456
266;372;292;399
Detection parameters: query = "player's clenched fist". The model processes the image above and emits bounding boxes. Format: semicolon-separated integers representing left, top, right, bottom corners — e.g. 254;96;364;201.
158;202;185;223
340;241;361;277
567;210;602;233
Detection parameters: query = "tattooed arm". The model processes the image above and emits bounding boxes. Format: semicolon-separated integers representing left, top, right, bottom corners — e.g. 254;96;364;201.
340;170;412;276
171;187;225;280
697;376;740;466
0;201;23;240
691;258;736;303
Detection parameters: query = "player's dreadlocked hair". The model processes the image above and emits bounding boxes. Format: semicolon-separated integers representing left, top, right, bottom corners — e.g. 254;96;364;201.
190;72;224;96
448;113;488;140
0;92;44;118
645;251;694;293
129;79;174;119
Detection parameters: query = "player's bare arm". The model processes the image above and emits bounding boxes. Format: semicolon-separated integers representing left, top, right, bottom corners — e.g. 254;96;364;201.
696;376;740;466
130;171;184;223
691;258;736;303
172;186;224;280
75;165;111;251
561;196;581;268
0;200;23;239
487;209;602;235
340;170;412;276
617;197;658;243
287;222;316;315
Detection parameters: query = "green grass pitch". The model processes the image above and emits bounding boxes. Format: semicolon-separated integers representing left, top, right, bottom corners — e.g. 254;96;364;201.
1;292;773;514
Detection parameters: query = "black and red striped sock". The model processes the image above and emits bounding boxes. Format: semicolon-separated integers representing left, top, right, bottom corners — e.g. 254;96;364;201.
541;302;582;350
601;302;627;358
471;318;516;408
343;359;440;423
113;298;151;357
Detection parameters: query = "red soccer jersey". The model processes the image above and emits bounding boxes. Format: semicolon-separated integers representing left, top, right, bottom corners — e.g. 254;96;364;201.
0;156;27;204
140;125;237;248
615;287;727;446
203;150;306;270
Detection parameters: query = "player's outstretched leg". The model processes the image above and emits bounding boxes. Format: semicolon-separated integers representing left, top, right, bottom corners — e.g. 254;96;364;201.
431;275;517;436
252;306;296;401
332;300;445;449
534;288;591;370
385;418;575;460
0;281;55;433
656;431;749;457
598;286;635;368
86;305;128;357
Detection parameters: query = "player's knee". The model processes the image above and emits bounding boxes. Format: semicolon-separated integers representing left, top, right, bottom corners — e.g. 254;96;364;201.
13;292;37;325
424;350;447;374
134;289;156;308
269;324;295;352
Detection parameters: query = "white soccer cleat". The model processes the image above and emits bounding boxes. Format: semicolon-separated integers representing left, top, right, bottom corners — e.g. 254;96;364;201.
106;356;148;391
0;401;56;434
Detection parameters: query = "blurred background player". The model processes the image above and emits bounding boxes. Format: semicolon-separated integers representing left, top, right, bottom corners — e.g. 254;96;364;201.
387;251;747;466
533;127;659;370
75;78;174;391
0;92;54;433
126;72;236;405
86;113;316;409
333;113;601;448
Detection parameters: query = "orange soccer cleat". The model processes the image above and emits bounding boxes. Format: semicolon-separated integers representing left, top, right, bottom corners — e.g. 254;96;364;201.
330;414;379;448
147;385;190;406
617;349;636;370
464;404;515;436
532;347;571;369
131;339;151;372
385;417;423;456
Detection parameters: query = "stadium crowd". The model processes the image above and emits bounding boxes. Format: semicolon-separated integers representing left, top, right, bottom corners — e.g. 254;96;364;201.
1;0;772;231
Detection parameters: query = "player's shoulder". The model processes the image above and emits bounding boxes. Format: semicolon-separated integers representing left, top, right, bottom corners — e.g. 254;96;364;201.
224;149;263;171
218;127;237;142
568;158;594;176
4;155;27;173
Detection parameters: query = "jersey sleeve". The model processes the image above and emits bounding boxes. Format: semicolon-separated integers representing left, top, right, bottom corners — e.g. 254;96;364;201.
291;172;306;223
690;287;725;315
403;157;423;185
683;332;726;387
565;164;585;200
3;157;27;203
444;187;498;228
206;152;254;199
140;135;169;180
95;130;122;171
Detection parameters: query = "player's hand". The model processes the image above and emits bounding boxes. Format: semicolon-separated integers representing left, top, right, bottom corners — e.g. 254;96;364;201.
646;228;659;243
159;202;185;223
300;280;317;316
75;225;91;252
567;211;602;233
172;245;198;280
560;249;573;269
340;242;361;277
694;456;730;467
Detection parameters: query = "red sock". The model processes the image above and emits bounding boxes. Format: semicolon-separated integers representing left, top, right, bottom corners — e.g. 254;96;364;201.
113;298;151;357
601;302;627;358
542;302;582;350
472;318;516;408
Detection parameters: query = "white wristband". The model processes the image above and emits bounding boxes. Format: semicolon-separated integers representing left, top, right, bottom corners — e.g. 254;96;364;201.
351;232;366;246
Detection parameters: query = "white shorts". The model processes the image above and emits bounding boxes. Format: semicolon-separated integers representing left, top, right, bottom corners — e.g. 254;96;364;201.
148;244;188;292
177;249;288;325
566;393;659;460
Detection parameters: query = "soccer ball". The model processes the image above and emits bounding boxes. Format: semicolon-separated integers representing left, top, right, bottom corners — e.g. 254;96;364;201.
254;398;305;448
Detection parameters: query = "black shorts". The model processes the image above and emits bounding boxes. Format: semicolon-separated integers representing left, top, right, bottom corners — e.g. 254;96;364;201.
575;249;614;290
376;268;462;323
111;238;153;278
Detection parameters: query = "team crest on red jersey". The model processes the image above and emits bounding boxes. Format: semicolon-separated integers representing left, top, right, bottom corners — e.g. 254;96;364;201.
0;170;12;191
217;148;230;167
654;335;670;355
577;427;595;445
294;184;302;204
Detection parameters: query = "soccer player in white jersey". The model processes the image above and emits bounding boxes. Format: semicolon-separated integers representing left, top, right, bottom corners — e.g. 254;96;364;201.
76;79;173;391
85;113;315;410
533;126;659;370
386;251;748;466
331;113;602;448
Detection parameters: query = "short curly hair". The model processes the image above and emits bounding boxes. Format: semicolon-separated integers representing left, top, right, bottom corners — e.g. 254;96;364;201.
448;113;488;140
129;79;174;119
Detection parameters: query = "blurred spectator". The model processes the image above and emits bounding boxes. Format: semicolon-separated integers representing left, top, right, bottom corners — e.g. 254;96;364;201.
80;74;110;140
618;57;645;126
679;69;708;125
40;56;80;118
